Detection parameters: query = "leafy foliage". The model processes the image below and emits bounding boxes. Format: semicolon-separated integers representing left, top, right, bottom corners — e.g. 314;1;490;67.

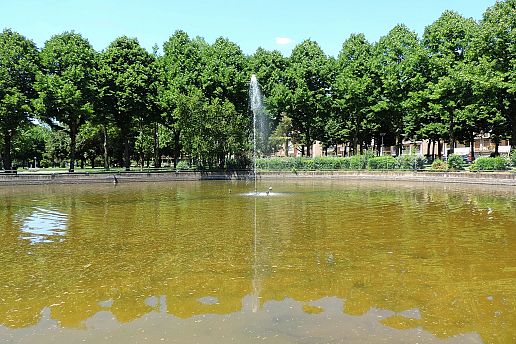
447;154;465;171
431;159;448;171
0;29;39;170
396;155;425;170
35;32;97;171
1;1;514;171
368;156;398;170
469;157;509;171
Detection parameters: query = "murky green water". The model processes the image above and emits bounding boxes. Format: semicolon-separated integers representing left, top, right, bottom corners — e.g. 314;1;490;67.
0;180;515;343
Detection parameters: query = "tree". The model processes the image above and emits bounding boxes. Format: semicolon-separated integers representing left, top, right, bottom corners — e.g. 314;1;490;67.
334;34;378;155
376;25;427;155
0;29;39;171
76;121;103;168
474;0;516;148
198;37;249;167
283;40;332;156
157;30;204;168
12;124;50;168
35;32;97;172
99;36;156;171
423;11;479;154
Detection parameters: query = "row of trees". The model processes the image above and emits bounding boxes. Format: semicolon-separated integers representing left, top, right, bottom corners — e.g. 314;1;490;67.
1;0;514;171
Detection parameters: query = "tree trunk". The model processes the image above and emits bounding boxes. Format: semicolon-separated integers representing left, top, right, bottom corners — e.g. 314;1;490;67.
511;108;516;149
102;124;109;170
494;135;500;155
173;130;181;169
437;140;443;160
139;125;144;170
469;135;475;162
426;139;431;159
69;125;77;173
449;112;455;154
91;157;95;169
153;122;160;168
2;131;12;171
284;138;289;157
123;132;130;171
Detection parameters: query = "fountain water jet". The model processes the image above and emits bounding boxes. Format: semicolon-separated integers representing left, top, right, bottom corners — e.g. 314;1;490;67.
249;74;266;194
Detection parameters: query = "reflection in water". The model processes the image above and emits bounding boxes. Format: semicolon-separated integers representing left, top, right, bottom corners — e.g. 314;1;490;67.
0;181;515;343
19;207;68;244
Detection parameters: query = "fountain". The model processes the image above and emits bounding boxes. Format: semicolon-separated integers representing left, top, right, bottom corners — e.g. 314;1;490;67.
249;74;266;194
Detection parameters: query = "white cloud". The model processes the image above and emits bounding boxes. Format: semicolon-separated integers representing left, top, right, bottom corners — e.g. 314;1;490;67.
275;37;293;45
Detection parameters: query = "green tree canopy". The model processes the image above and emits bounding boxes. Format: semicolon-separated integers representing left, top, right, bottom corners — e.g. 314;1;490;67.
99;36;157;170
283;39;332;156
35;31;97;171
0;29;39;170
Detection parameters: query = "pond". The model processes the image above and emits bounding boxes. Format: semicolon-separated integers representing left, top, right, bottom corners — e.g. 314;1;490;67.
0;180;515;343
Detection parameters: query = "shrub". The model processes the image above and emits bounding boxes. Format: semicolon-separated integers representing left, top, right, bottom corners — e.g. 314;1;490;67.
510;150;516;167
175;160;191;171
39;159;51;168
431;159;448;171
368;156;397;170
349;155;367;169
313;156;347;170
225;157;250;170
302;158;315;170
469;157;508;171
396;155;424;170
447;154;465;171
340;157;351;169
256;157;305;170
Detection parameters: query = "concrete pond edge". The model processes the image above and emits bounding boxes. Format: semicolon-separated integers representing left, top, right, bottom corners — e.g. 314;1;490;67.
0;170;515;186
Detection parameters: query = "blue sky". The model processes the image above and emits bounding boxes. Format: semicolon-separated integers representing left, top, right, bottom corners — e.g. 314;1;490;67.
1;0;496;56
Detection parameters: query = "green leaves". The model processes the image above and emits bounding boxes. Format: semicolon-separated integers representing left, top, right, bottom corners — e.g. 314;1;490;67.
1;1;514;170
0;29;39;170
99;36;156;170
280;39;332;156
35;32;97;171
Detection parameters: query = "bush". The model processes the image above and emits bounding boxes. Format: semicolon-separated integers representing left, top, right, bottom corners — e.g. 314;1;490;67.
510;150;516;167
447;154;465;171
431;159;448;171
302;158;315;170
368;156;397;170
396;155;424;170
469;157;508;171
39;159;51;168
257;156;364;171
225;157;250;170
175;160;191;171
313;156;348;170
349;155;367;169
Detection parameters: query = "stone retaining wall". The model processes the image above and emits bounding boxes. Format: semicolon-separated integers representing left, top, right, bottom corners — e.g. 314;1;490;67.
0;170;514;186
258;171;516;186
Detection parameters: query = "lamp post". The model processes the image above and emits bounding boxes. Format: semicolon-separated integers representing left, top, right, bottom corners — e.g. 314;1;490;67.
380;133;386;156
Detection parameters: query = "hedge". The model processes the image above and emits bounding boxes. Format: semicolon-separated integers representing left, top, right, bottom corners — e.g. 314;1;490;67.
469;157;508;171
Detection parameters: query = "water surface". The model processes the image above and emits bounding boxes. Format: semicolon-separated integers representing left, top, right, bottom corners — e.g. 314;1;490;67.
0;180;515;343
